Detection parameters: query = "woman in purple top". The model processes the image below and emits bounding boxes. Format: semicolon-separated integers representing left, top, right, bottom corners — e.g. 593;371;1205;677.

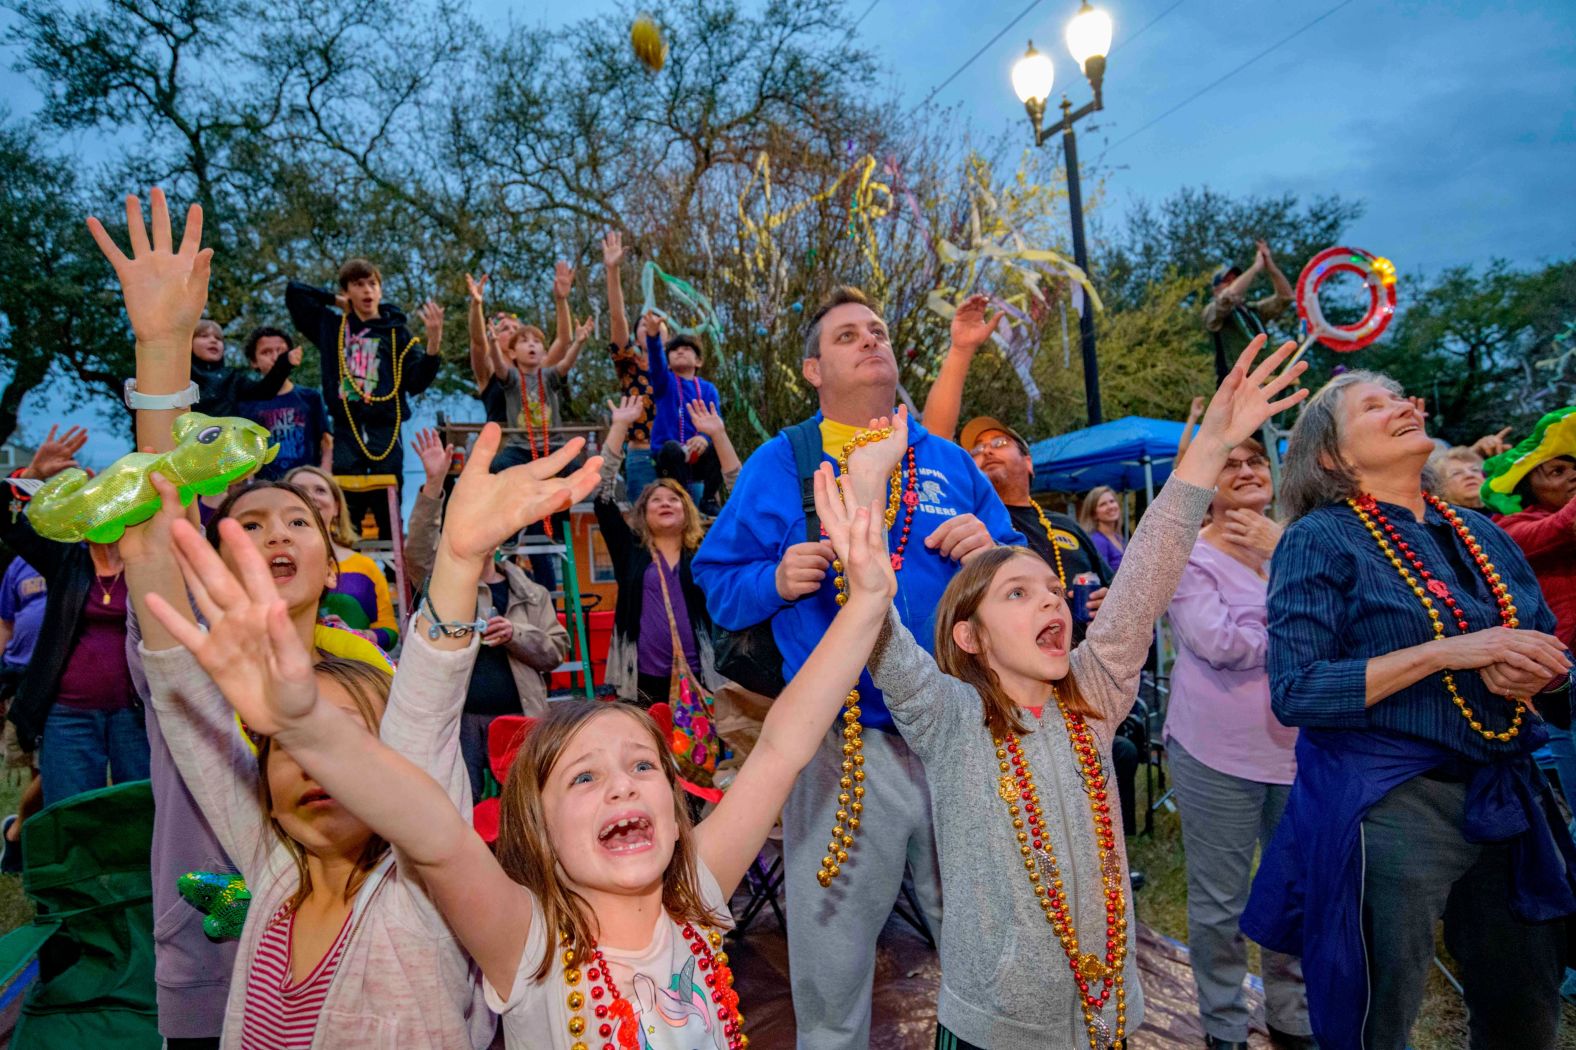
1162;436;1311;1050
594;396;721;706
1080;484;1128;572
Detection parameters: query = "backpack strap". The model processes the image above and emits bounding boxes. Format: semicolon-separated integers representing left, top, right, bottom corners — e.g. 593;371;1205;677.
783;419;824;544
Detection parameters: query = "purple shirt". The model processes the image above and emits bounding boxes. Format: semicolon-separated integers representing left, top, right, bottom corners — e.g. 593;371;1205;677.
1163;538;1297;784
637;556;702;677
55;574;135;711
0;557;47;666
1090;529;1125;574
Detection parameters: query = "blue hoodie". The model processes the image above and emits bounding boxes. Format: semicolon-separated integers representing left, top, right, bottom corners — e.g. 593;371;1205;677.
693;414;1024;731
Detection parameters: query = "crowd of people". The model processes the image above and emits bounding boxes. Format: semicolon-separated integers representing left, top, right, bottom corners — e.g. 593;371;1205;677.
0;189;1570;1050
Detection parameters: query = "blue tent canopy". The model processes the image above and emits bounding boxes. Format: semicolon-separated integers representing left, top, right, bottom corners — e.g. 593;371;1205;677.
1029;416;1186;494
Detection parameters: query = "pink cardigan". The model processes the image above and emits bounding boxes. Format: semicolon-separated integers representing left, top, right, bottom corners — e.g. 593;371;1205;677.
143;627;494;1049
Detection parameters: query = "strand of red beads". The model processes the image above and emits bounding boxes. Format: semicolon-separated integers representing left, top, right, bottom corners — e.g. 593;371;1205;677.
1348;493;1525;742
561;925;746;1050
994;696;1127;1050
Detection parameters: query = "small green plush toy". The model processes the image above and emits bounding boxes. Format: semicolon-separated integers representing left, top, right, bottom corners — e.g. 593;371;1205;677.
24;413;277;543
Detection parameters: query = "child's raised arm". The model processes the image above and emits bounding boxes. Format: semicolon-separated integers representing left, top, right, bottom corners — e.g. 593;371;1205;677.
695;464;894;896
144;505;537;999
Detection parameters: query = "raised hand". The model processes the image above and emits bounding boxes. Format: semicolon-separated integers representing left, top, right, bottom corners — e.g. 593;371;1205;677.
437;423;603;564
1471;427;1513;460
608;394;645;427
24;424;89;480
602;231;625;269
573;315;595;343
85;188;212;355
950;294;1004;353
813;464;895;601
1185;395;1205;424
843;405;908;506
688;399;725;439
466;272;490;304
1194;335;1309;452
287;345;304;367
144;516;319;737
411;427;454;490
552;261;575;300
637;310;664;342
419;300;445;343
119;471;185;566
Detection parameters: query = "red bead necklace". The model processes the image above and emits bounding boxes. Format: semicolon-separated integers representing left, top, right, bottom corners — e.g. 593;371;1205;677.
519;367;550;461
561;924;745;1050
994;697;1128;1048
1348;492;1525;741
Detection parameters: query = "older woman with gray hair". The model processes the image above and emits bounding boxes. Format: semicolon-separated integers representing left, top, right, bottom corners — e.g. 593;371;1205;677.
1241;370;1576;1050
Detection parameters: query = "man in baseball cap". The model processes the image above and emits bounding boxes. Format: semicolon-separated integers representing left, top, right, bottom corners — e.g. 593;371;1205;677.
1203;240;1294;382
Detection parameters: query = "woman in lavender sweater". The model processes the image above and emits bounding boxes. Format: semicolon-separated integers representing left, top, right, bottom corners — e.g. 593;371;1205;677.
1162;435;1312;1050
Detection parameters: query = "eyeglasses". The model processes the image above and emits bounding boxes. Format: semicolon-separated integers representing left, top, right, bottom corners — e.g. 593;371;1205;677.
971;436;1017;456
1220;455;1269;473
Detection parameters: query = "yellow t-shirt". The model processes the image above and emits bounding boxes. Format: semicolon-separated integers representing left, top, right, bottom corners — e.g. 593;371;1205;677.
819;418;863;461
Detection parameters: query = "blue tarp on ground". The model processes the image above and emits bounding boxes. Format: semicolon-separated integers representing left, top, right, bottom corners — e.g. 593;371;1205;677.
1029;416;1186;494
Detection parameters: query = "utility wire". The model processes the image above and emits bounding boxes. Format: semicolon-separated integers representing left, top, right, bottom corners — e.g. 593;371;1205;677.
852;0;881;32
1099;0;1354;156
914;0;1046;112
1109;0;1186;54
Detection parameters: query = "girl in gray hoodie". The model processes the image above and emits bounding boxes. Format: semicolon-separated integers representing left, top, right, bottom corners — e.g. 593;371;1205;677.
824;337;1307;1050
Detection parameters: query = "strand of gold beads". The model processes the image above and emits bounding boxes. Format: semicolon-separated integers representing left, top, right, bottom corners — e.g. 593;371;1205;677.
818;424;905;888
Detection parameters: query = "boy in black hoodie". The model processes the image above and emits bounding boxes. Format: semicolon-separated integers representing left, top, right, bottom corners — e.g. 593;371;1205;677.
286;258;445;538
190;318;295;416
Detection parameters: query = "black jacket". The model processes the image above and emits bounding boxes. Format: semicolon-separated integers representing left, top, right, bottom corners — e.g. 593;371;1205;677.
0;513;104;750
285;281;441;474
191;352;294;418
593;494;712;649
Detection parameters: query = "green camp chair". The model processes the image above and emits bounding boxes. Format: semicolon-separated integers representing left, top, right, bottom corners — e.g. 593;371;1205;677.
0;780;158;1049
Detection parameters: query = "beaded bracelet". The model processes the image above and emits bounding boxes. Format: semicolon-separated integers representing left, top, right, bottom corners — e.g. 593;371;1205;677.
420;592;486;641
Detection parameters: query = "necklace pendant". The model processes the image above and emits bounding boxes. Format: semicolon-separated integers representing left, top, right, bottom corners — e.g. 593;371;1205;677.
1078;952;1109;982
890;553;903;571
1102;850;1124;882
1090;1012;1114;1049
1426;579;1451;599
102;592;111;605
997;775;1020;804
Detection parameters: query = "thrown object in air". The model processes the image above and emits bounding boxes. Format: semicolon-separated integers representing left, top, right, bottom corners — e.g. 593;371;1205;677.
25;413;277;543
631;14;667;72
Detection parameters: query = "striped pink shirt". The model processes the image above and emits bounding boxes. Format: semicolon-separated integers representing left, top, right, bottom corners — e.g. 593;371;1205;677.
241;904;354;1049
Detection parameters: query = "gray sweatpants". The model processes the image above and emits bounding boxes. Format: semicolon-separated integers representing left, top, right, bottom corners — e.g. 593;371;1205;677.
1168;739;1310;1042
782;724;944;1050
1361;773;1566;1050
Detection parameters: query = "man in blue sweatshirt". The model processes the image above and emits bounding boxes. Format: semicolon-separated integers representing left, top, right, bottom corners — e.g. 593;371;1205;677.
693;285;1023;1049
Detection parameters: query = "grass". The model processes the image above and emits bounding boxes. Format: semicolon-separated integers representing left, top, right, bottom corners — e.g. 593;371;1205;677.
1124;762;1486;1048
0;769;32;933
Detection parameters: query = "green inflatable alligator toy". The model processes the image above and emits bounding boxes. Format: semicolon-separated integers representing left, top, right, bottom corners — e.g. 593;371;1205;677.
25;413;278;544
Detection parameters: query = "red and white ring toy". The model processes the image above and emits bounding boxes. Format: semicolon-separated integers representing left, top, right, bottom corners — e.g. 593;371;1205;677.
1295;246;1398;353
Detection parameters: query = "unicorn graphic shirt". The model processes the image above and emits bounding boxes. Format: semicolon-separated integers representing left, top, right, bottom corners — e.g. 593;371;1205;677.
488;865;735;1050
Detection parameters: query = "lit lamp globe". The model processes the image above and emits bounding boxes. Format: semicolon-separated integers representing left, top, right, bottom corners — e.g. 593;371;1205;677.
1065;0;1112;91
1012;42;1055;105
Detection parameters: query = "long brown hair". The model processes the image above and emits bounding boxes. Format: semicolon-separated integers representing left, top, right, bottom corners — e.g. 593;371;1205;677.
1077;485;1119;536
934;546;1097;739
257;657;393;916
630;478;704;552
494;702;724;979
206;479;340;598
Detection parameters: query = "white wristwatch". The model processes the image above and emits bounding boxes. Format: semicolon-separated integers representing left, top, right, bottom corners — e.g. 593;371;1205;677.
123;379;200;411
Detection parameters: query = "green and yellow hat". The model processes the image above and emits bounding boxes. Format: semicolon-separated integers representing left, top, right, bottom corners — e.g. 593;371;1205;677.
1480;407;1576;515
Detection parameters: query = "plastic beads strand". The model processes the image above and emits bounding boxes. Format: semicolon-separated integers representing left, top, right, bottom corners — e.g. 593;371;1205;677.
994;701;1128;1050
1347;493;1526;741
336;314;415;463
818;428;917;888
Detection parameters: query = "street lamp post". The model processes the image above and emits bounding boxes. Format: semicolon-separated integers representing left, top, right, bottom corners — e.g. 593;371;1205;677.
1013;1;1112;426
